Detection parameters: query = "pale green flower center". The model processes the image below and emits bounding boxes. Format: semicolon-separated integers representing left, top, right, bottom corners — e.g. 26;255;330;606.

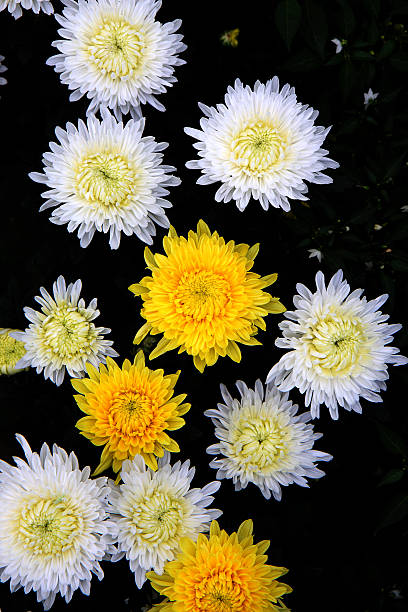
174;270;230;320
75;152;137;208
309;314;366;376
230;407;294;473
17;496;83;556
231;120;286;176
41;306;97;359
130;488;187;545
0;332;25;368
86;18;145;78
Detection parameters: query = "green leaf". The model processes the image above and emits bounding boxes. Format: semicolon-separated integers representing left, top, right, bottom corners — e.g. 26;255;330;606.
376;492;408;532
378;469;405;487
339;62;356;101
351;50;374;61
390;53;408;71
376;40;396;61
391;259;408;272
304;0;328;58
275;0;302;50
384;151;407;179
281;48;320;72
336;0;356;37
376;423;408;457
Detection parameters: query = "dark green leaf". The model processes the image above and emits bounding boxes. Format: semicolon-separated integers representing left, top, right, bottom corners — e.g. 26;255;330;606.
391;259;408;272
376;40;396;61
275;0;302;50
390;53;408;71
281;48;320;72
376;492;408;532
384;152;407;179
352;50;374;61
304;0;328;58
339;62;356;101
336;0;356;37
391;0;408;15
378;468;405;487
376;423;408;457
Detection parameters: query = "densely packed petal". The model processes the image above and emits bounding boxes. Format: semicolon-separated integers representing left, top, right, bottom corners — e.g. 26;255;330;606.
0;328;27;375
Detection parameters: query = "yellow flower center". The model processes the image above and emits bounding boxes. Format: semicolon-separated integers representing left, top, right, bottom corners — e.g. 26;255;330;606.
87;18;145;78
41;306;97;359
230;120;286;176
174;270;231;321
200;576;242;611
131;488;187;546
75;152;137;209
109;389;157;436
309;314;367;376
17;496;83;556
0;332;25;368
230;408;294;473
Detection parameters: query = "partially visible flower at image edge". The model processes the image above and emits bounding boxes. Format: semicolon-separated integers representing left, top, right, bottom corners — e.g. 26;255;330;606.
129;219;286;372
0;328;28;375
267;269;408;419
206;379;332;501
73;351;190;475
108;452;221;588
11;275;117;386
47;0;186;119
0;55;7;85
0;434;115;610
184;77;338;212
0;0;53;19
29;109;179;249
146;519;292;611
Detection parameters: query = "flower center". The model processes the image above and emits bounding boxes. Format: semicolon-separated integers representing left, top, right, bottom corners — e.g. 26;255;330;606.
75;152;136;209
230;408;294;473
309;315;366;376
230;120;286;176
0;333;25;368
41;306;96;359
197;572;243;610
108;389;162;445
17;496;83;556
130;488;186;545
86;19;145;79
174;270;231;321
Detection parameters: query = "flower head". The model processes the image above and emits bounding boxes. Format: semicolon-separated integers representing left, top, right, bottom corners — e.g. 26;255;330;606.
0;434;115;610
364;88;379;109
184;78;338;212
47;0;186;119
0;328;27;375
220;28;240;47
267;270;408;419
0;0;53;19
108;452;221;588
73;351;190;475
206;380;332;500
29;110;179;249
0;55;7;85
307;248;323;263
11;275;117;386
129;220;286;372
147;519;292;611
331;38;343;53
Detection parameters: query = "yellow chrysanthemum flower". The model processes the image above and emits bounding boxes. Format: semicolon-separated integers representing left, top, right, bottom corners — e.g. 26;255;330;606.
129;220;285;372
73;351;190;476
147;519;292;611
0;328;27;375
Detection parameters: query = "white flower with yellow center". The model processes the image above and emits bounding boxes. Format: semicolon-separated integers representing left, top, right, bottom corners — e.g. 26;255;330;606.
29;110;179;249
47;0;186;119
11;275;117;386
0;328;27;375
267;270;408;419
205;380;331;501
0;434;115;610
0;0;53;19
185;77;339;212
108;452;222;588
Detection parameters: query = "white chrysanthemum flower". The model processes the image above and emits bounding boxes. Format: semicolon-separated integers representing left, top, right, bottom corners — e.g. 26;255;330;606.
47;0;186;119
11;275;118;386
29;110;179;249
184;78;339;212
267;270;408;420
0;434;115;610
0;328;28;375
205;380;332;501
0;0;53;19
0;55;7;86
108;452;222;588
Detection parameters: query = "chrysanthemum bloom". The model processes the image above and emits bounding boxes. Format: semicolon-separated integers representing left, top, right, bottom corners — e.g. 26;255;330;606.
206;380;332;501
29;110;179;249
0;55;7;85
11;275;117;386
147;519;292;611
0;0;52;19
108;452;221;588
47;0;186;119
0;434;115;610
129;220;286;372
267;270;408;419
185;78;339;212
0;328;28;375
73;351;190;475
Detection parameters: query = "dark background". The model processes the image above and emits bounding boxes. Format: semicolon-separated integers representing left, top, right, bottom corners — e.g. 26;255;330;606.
1;1;408;610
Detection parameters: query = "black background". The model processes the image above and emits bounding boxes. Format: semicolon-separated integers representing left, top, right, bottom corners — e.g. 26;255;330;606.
1;1;408;611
